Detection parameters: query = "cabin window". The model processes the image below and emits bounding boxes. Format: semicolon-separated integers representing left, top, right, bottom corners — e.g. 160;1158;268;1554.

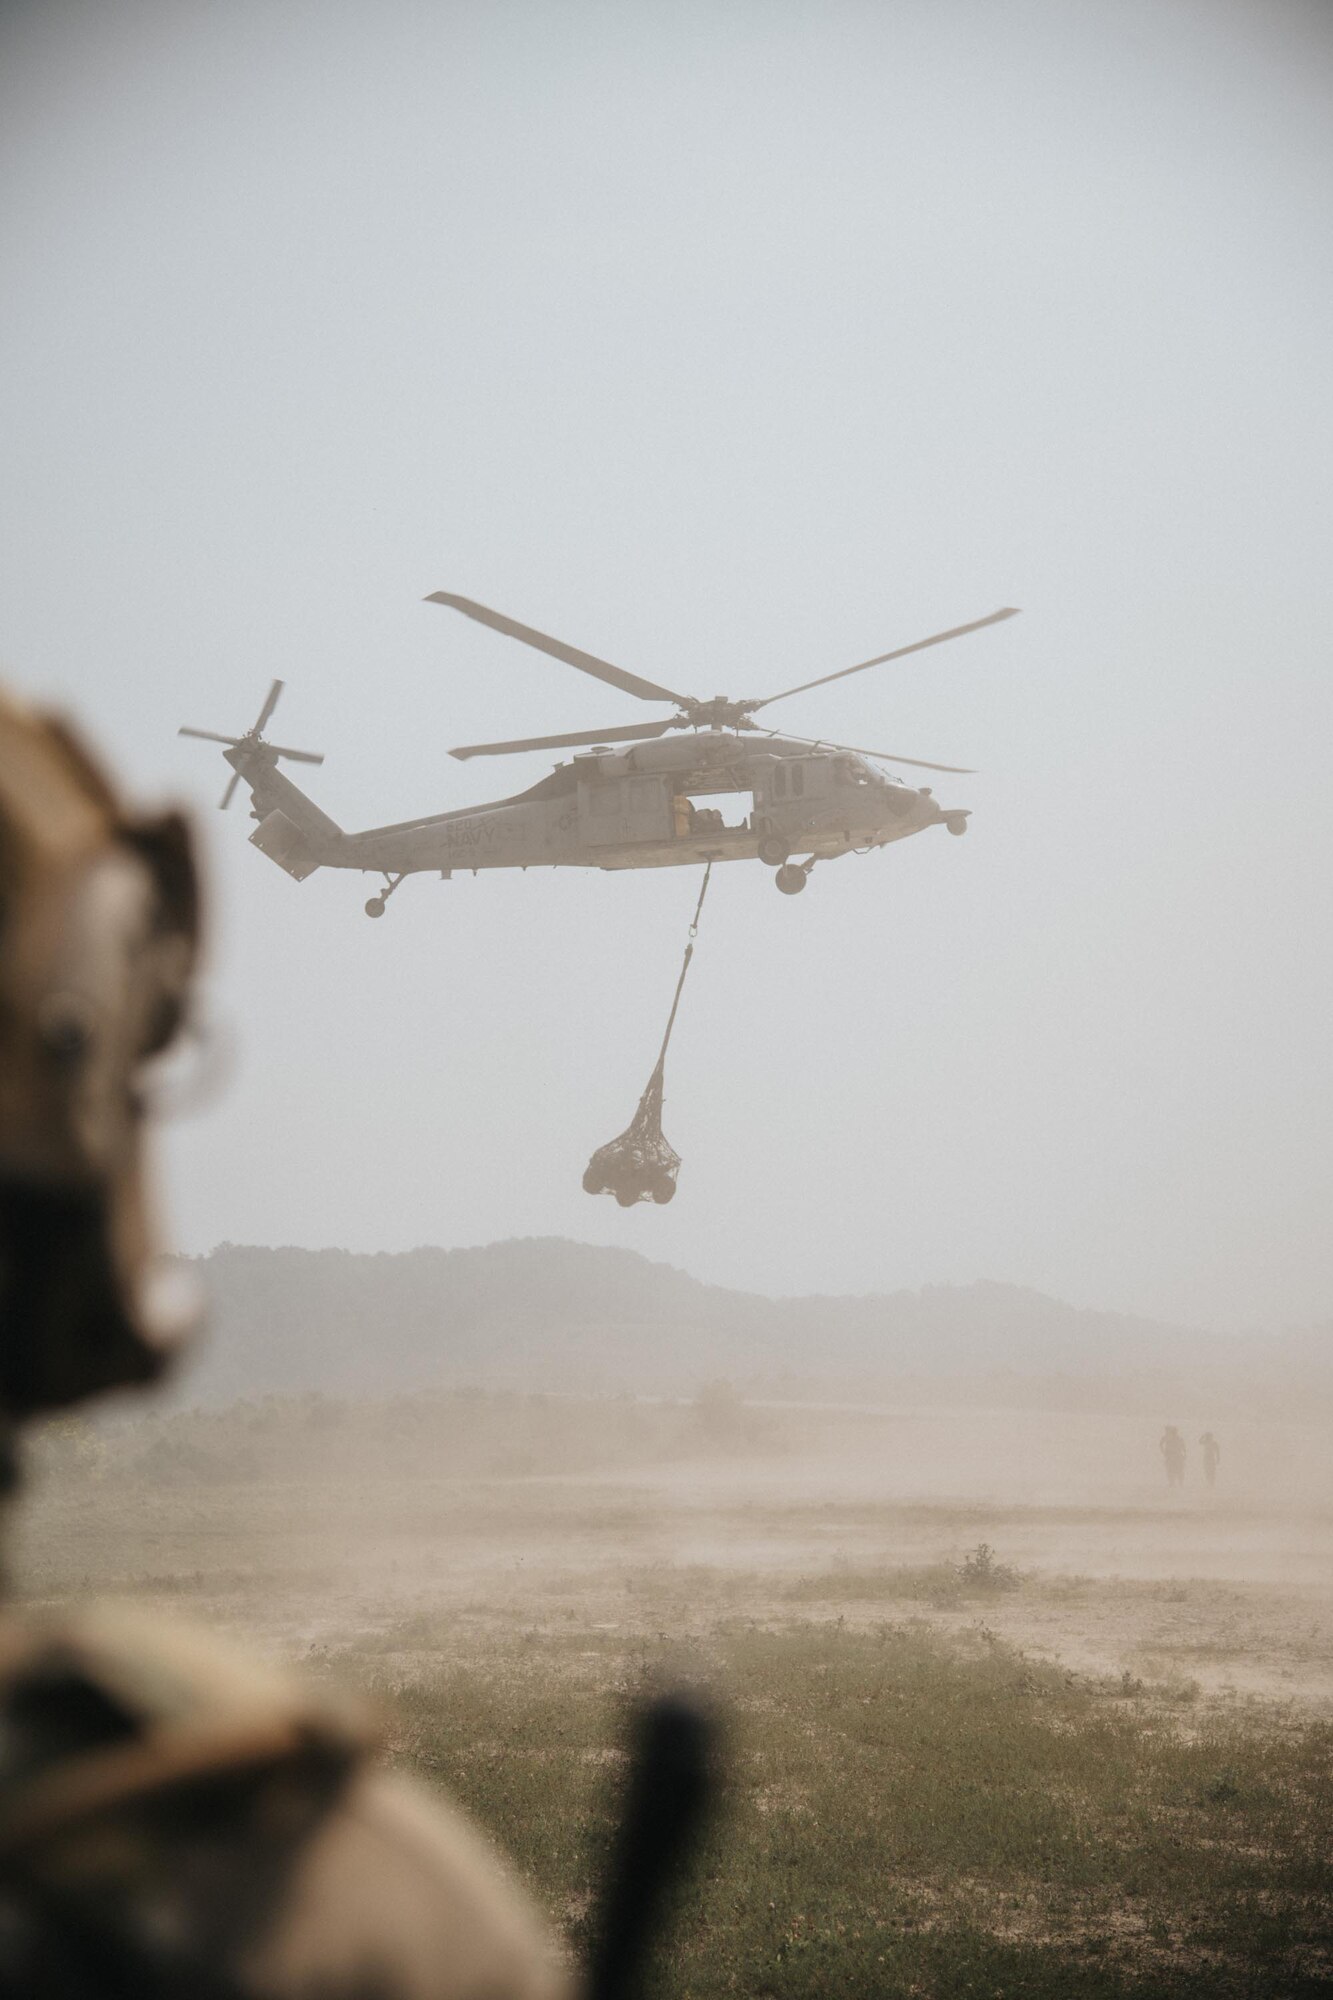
629;778;661;813
790;761;805;797
591;782;621;816
772;764;787;799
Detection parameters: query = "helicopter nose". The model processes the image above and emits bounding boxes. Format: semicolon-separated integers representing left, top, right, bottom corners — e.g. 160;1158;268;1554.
915;786;950;823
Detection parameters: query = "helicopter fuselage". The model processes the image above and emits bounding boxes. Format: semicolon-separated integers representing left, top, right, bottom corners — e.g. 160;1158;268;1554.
183;590;1008;910
232;727;967;902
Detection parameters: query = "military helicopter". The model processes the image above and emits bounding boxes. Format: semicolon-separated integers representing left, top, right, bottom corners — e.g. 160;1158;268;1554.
179;593;1018;916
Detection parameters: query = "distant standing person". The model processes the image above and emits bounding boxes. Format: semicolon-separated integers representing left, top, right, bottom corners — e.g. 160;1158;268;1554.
1199;1431;1221;1488
1160;1424;1186;1488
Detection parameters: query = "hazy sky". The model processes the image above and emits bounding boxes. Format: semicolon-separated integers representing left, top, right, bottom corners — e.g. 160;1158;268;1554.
2;0;1331;1330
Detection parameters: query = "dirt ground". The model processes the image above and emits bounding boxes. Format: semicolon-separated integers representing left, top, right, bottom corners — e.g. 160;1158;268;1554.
18;1397;1333;1716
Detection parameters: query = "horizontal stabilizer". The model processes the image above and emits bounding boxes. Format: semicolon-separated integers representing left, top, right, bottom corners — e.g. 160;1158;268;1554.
249;809;321;881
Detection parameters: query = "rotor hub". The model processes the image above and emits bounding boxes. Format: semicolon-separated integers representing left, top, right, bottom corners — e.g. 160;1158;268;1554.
678;697;757;732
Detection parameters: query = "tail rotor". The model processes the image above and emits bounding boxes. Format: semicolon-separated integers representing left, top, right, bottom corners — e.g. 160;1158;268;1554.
179;680;325;809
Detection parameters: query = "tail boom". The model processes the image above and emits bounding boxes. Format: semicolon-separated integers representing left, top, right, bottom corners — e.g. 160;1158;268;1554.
233;748;344;882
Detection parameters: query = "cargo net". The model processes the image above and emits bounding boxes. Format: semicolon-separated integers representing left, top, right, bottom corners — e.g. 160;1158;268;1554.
583;865;710;1209
582;1059;680;1208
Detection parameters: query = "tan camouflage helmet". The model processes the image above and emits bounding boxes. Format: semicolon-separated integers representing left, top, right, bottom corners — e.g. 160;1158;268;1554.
0;683;201;1415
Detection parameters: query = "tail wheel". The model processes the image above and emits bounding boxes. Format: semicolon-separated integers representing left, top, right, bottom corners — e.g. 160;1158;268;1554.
365;897;386;918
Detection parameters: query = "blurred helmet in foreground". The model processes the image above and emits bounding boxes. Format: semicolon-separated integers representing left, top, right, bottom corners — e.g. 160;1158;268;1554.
0;684;201;1417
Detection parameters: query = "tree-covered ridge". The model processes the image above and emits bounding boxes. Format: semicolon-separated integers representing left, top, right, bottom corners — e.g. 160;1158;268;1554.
172;1240;1329;1412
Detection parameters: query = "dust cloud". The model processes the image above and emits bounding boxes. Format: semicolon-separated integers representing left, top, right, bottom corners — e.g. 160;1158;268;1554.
18;1376;1333;1713
17;1328;1333;1982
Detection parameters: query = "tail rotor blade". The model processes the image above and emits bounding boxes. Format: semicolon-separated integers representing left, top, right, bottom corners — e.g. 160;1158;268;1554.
253;679;284;736
181;685;320;792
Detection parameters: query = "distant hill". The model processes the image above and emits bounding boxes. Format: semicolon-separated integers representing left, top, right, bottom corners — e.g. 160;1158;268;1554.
168;1239;1330;1413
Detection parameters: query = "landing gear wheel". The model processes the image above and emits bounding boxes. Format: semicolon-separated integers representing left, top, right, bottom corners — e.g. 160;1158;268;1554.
758;835;790;868
650;1174;677;1205
775;864;807;896
945;814;968;837
365;897;386;919
614;1188;638;1208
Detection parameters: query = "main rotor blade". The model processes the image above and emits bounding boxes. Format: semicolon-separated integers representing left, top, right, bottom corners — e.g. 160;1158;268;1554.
784;732;976;774
179;727;241;745
450;720;674;762
253;678;284;735
219;770;242;810
752;606;1019;711
267;744;325;765
426;592;692;707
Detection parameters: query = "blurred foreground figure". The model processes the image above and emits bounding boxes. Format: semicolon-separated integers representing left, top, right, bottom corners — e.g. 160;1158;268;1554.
1199;1431;1221;1489
0;684;565;1999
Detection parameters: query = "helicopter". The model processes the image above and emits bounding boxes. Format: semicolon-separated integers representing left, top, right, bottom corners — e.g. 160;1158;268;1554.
179;593;1018;916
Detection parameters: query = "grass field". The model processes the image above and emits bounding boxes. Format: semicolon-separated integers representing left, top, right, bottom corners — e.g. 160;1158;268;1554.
14;1389;1333;1995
